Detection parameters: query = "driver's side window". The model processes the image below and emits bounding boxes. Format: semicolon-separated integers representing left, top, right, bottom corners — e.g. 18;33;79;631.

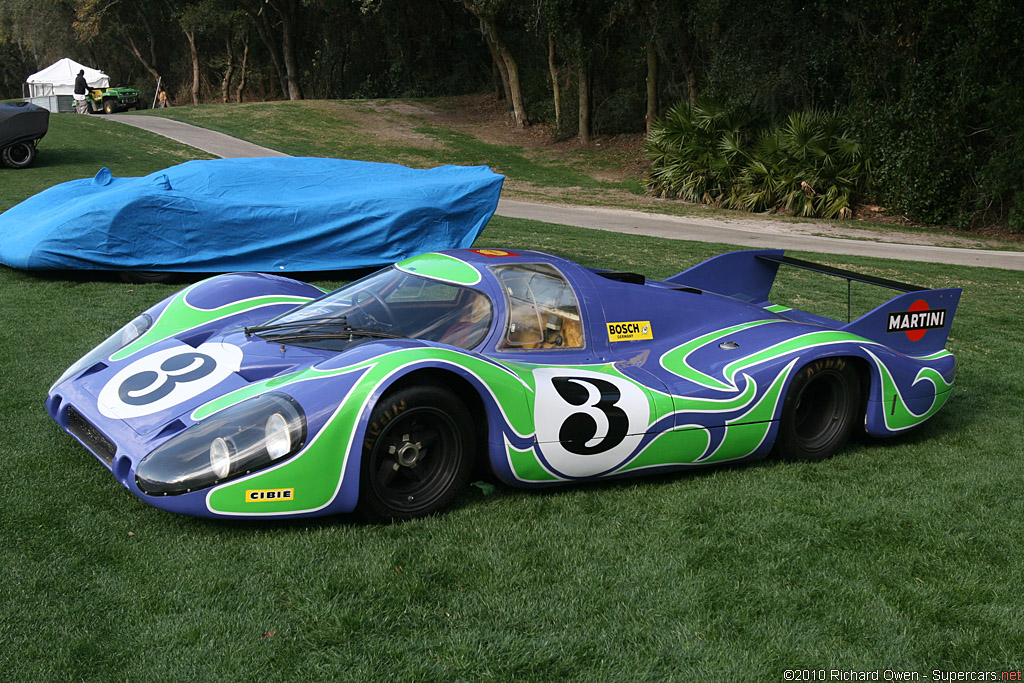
492;264;583;350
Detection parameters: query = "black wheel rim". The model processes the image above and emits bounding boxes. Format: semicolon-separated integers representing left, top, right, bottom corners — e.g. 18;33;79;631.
7;143;31;165
367;406;461;514
792;370;851;451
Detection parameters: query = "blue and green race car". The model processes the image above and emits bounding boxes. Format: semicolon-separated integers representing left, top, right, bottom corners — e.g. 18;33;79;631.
46;248;961;521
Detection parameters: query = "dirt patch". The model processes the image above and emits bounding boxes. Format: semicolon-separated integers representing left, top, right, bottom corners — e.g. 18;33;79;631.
328;100;443;149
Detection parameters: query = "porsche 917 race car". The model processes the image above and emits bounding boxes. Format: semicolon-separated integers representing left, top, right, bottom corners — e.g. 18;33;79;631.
46;248;961;521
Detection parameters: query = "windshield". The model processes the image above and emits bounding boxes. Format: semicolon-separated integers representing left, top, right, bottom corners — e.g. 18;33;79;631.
251;267;494;351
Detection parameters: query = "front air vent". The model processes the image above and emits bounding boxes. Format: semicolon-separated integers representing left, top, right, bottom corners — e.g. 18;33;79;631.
67;406;116;466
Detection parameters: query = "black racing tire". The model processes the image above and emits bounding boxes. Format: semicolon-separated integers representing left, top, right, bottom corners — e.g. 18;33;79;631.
103;98;117;115
2;142;36;169
774;358;860;461
357;385;474;522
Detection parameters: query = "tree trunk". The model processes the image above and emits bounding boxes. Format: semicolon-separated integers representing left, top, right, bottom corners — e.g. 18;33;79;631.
185;29;200;105
548;33;562;129
463;2;526;128
221;38;234;104
272;0;303;100
484;31;512;110
242;3;288;98
125;34;161;83
645;40;658;133
578;61;591;145
235;35;250;103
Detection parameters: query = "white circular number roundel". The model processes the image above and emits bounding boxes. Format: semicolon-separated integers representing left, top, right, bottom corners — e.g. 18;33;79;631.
533;368;649;478
97;342;243;419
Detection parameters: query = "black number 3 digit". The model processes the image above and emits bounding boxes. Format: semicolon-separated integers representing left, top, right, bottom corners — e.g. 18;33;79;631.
552;376;629;455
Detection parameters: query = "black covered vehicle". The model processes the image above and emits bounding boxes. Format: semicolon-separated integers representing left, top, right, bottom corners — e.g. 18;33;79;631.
0;102;49;169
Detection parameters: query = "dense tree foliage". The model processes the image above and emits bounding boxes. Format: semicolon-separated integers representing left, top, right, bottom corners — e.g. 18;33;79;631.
1;0;1021;228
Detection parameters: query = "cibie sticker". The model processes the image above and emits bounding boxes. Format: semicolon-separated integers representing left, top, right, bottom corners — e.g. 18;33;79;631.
245;488;294;502
887;300;946;342
97;342;243;419
607;321;653;342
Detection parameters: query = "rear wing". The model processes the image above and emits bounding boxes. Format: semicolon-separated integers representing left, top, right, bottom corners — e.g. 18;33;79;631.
666;249;961;355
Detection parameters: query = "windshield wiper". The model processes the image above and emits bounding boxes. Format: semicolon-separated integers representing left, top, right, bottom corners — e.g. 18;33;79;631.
260;329;407;343
245;315;406;342
244;315;346;337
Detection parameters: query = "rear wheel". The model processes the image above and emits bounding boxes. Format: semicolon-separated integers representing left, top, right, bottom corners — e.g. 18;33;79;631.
358;385;474;522
1;142;36;169
774;358;859;461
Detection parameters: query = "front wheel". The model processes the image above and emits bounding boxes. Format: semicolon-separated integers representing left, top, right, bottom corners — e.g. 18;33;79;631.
358;385;474;522
774;358;859;461
103;99;117;115
1;142;36;169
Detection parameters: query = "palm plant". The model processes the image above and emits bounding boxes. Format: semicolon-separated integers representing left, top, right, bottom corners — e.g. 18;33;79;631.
646;101;753;205
648;103;869;219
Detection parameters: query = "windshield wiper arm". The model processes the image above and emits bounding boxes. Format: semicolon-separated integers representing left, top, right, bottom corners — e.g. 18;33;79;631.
261;328;407;343
245;315;350;337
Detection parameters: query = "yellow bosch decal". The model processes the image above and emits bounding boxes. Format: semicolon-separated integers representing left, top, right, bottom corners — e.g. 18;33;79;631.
607;321;653;342
245;488;294;502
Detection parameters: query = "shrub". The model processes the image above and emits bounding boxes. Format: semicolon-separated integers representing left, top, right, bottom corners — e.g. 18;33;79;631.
647;101;868;219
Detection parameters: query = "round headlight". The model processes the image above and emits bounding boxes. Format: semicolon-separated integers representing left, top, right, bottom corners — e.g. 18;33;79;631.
265;413;291;460
210;437;232;479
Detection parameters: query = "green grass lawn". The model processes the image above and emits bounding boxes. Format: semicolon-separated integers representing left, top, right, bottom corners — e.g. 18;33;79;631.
2;111;1024;680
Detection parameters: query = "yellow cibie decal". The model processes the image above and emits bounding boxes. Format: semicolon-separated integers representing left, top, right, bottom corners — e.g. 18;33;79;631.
245;488;294;502
607;321;653;342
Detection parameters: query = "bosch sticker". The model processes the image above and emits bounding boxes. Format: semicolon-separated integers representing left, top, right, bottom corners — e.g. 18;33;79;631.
887;300;946;341
607;321;653;342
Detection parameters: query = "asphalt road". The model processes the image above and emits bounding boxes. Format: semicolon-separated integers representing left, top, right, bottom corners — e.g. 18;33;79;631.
110;113;1024;271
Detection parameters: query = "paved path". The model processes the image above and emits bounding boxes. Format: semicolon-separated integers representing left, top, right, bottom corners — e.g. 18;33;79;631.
113;114;289;158
108;113;1024;271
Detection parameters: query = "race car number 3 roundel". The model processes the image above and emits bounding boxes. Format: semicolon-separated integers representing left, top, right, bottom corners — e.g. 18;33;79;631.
533;368;650;477
97;342;243;419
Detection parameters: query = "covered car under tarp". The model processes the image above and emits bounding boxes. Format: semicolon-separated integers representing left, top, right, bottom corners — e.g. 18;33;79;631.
0;102;49;168
0;157;504;273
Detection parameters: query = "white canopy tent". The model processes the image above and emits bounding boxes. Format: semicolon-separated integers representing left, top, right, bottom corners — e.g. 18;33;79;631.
25;58;109;97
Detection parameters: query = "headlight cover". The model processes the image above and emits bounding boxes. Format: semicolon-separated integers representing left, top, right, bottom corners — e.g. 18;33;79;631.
135;393;306;496
50;313;152;393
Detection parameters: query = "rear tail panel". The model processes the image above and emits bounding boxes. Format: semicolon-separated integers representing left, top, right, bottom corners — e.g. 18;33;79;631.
842;288;961;356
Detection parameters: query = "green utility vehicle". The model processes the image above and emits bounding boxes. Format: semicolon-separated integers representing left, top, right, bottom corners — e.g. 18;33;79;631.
87;86;144;114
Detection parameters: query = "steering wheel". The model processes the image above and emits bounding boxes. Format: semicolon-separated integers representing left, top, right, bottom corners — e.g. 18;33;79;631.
359;290;397;329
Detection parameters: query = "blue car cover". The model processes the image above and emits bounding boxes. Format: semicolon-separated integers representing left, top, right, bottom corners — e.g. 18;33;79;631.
0;157;504;272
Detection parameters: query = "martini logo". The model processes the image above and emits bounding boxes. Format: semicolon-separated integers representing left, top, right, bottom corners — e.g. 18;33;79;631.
607;321;653;342
469;249;519;258
246;488;294;502
887;300;946;341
